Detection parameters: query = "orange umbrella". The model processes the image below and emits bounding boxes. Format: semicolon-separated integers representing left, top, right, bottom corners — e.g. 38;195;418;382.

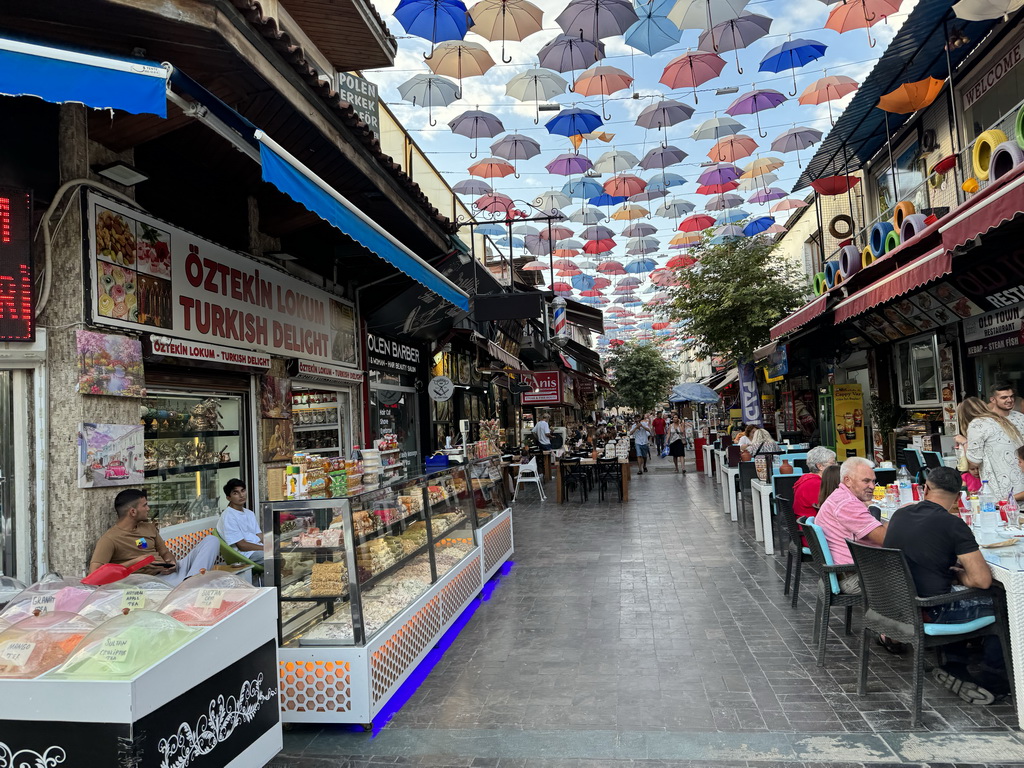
708;134;758;163
825;0;903;46
877;77;945;114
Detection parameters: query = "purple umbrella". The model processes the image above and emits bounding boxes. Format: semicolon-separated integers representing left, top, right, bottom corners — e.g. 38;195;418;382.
537;34;606;74
747;187;787;204
703;192;744;210
771;126;823;167
697;162;741;185
524;234;554;255
490;132;541;176
639;144;688;170
546;153;594;175
630;189;668;203
581;224;616;240
556;0;638;40
449;109;505;158
453;179;493;195
635;99;695;145
697;13;773;74
725;89;787;137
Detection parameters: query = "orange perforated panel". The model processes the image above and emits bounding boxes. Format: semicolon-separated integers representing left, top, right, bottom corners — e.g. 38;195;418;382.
162;528;226;565
279;659;352;712
370;594;442;704
439;537;474;546
484;517;513;574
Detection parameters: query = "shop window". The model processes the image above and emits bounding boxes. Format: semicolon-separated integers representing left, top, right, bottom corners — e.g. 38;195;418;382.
962;32;1024;142
896;333;940;407
872;139;928;222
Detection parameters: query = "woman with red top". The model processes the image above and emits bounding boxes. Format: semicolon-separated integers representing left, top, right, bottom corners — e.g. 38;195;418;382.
792;446;838;520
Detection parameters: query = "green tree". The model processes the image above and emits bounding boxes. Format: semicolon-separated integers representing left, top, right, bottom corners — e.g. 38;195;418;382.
607;342;677;414
658;235;808;361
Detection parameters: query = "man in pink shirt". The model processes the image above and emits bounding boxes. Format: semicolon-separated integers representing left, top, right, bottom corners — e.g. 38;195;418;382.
814;456;887;594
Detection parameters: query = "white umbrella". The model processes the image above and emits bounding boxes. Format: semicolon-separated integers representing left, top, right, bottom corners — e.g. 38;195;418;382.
953;0;1024;19
668;0;750;31
569;207;606;224
534;190;572;210
691;115;745;141
594;149;640;173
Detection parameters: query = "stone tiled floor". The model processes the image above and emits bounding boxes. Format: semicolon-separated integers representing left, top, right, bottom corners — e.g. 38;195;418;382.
269;457;1024;767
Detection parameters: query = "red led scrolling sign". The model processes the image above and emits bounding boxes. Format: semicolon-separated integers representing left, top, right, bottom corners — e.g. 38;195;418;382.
0;187;33;341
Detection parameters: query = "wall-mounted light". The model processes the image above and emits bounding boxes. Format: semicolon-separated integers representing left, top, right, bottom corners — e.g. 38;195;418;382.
93;162;148;186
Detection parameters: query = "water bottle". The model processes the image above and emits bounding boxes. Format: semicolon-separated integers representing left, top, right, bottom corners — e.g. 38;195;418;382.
979;480;999;534
897;465;913;505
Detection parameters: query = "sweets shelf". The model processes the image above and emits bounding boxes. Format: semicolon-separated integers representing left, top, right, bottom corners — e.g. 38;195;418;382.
294;424;339;432
144;460;240;478
357;540;432;593
143;429;240;440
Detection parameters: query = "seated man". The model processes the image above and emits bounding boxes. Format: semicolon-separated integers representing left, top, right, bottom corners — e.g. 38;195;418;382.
814;456;886;595
884;466;1008;704
217;478;264;564
89;489;219;586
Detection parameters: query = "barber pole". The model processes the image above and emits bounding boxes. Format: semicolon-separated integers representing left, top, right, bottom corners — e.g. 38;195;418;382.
552;295;568;346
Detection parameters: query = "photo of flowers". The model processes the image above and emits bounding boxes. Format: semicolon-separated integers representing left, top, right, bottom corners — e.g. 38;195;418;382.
76;330;146;397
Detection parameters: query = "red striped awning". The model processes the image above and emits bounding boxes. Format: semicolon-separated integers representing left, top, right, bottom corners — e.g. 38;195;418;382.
770;295;827;341
941;163;1024;252
833;247;951;324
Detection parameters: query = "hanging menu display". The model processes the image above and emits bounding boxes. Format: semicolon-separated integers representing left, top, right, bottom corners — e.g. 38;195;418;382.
84;192;357;366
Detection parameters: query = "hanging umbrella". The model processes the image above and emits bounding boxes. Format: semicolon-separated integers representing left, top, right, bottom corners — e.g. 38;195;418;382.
571;274;599;291
742;216;775;235
660;51;726;102
495;235;525;247
425;41;496;96
397;74;461;125
542;224;575;240
572;65;634;118
553;247;582;259
579;296;610;304
590;193;629;206
611;203;650;220
626;237;659;254
592;276;612;287
624;0;683;54
453;179;493;195
562;178;604;199
537;34;606;74
506;68;569;123
697;13;773;73
534;189;572;210
635;100;696;151
639;144;688;170
647;172;688;190
770;198;809;213
545;107;603;138
546;152;594;175
679;213;716;231
513;224;540;235
553;258;582;270
747;187;787;204
624;258;657;273
556;0;639;40
770;126;823;159
622;221;658;236
584;238;617;253
617;276;643;287
669;382;719;403
597;260;627;274
697;162;741;185
737;172;777;191
630;189;669;203
953;0;1024;20
714;208;749;224
449;110;505;158
604;174;647;196
569;207;605;224
697;180;739;195
594;149;640;173
582;224;615;239
550;281;573;293
758;38;828;95
656;198;695;217
741;156;785;177
708;134;757;162
468;0;545;63
668;0;751;31
810;175;860;195
725;89;786;137
468;156;515;178
877;77;945;114
691;115;745;141
798;75;858;123
825;0;903;47
579;287;605;296
704;192;743;209
763;223;787;235
490;133;541;176
475;193;515;213
670;232;702;245
710;224;745;243
666;254;698;268
394;0;470;43
613;284;639;294
475;223;506;235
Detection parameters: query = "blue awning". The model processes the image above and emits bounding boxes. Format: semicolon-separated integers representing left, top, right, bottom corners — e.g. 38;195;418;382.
256;132;470;311
0;36;168;117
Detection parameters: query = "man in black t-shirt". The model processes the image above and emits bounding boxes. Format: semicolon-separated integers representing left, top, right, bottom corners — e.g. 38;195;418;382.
884;466;1008;705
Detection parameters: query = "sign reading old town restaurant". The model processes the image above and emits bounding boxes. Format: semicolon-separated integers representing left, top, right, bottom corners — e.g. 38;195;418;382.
85;191;357;367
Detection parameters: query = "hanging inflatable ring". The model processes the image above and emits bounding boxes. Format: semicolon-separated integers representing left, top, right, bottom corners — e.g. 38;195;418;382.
973;129;1008;181
1016;103;1024;151
870;221;894;257
884;230;901;253
828;214;855;240
990;141;1024;183
813;272;828;296
861;245;874;269
892;201;916;231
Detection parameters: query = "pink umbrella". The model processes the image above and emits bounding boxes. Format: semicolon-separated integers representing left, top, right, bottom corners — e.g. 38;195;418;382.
597;260;627;274
708;134;758;163
604;174;647;197
659;51;727;103
468;157;515;178
770;198;809;213
475;193;515;213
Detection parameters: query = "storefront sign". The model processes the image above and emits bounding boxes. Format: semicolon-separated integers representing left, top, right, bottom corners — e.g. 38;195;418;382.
962;31;1024;109
767;345;788;378
963;304;1024;355
366;333;422;375
0;187;33;341
428;375;454;401
290;358;365;385
737;361;763;426
953;248;1024;310
150;335;271;368
336;72;380;137
85;192;358;366
521;371;562;405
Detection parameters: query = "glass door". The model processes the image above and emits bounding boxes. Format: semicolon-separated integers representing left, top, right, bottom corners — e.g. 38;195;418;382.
370;386;419;480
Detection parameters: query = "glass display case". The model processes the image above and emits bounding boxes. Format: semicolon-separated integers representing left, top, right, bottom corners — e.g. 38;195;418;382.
264;466;479;647
291;389;352;456
142;393;245;524
467;455;507;527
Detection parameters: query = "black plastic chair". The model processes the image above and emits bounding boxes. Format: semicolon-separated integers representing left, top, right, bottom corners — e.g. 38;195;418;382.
848;540;1014;726
803;521;861;666
874;468;897;487
771;474;803;550
727;445;742;467
775;496;812;609
559;457;589;503
737;461;759;524
596;457;623;502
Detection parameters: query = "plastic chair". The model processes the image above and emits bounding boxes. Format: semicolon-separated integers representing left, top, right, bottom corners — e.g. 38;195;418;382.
803;521;861;666
874;468;897;487
559;457;589;503
512;457;546;502
848;540;1013;726
212;529;264;581
596;457;623;502
727;445;742;467
900;448;926;483
922;451;943;471
775;496;812;608
771;473;803;556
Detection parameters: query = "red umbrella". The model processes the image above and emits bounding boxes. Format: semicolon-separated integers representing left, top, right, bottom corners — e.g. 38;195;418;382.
650;270;681;286
696;181;740;195
810;175;861;195
604;174;647;197
653;321;671;330
584;238;617;253
666;254;698;268
592;276;612;288
552;248;581;258
475;193;515;213
597;260;627;274
580;289;605;297
660;51;727;102
553;258;580;270
679;214;716;232
542;225;575;240
468;156;516;178
550;281;573;292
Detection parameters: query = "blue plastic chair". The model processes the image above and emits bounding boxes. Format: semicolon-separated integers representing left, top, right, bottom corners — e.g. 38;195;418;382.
803;521;860;666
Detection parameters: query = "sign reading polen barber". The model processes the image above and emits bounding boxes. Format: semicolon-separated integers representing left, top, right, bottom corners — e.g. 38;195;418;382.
336;72;381;138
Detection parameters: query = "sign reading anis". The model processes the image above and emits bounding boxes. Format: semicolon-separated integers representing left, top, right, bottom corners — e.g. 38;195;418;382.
85;192;358;367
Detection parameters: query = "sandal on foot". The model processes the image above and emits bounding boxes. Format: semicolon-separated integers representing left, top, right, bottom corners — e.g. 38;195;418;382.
933;668;995;705
876;635;908;655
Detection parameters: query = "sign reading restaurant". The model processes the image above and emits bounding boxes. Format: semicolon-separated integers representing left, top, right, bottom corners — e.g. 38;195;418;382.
84;192;358;367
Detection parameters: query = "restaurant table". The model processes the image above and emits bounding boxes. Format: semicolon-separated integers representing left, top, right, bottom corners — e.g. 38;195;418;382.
982;548;1024;718
554;457;630;503
750;477;775;554
723;465;740;522
702;443;714;478
714;449;728;485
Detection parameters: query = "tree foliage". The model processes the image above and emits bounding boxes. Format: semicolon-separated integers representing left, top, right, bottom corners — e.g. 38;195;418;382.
607;342;677;414
658;235;808;362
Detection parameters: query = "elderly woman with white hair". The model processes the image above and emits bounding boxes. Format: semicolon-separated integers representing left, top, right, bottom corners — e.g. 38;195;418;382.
792;446;838;521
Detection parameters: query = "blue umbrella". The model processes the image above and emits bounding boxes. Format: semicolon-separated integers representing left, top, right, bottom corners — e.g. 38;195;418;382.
571;274;598;290
743;216;775;236
647;172;687;191
759;38;828;96
545;107;603;137
578;295;608;304
495;235;525;247
562;178;604;199
715;208;749;224
624;0;681;55
394;0;469;43
589;193;629;206
475;223;505;235
710;225;745;244
669;382;719;403
624;258;656;273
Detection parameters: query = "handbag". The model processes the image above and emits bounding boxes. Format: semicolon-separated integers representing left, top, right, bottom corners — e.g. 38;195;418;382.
660;444;670;458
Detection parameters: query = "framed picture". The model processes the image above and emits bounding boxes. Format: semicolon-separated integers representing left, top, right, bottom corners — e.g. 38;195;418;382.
261;419;294;463
76;330;146;397
78;423;144;488
260;375;292;419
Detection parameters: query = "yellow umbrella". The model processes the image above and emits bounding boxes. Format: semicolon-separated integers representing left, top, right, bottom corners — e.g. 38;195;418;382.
468;0;544;63
877;77;944;114
740;156;785;179
611;203;650;220
670;232;701;246
425;41;496;94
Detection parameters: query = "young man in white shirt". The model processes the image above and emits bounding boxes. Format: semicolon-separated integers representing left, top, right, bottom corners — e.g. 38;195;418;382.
217;479;264;564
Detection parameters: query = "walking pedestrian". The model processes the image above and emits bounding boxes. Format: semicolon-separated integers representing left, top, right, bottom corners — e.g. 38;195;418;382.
667;415;686;473
629;414;653;474
652;410;667;456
